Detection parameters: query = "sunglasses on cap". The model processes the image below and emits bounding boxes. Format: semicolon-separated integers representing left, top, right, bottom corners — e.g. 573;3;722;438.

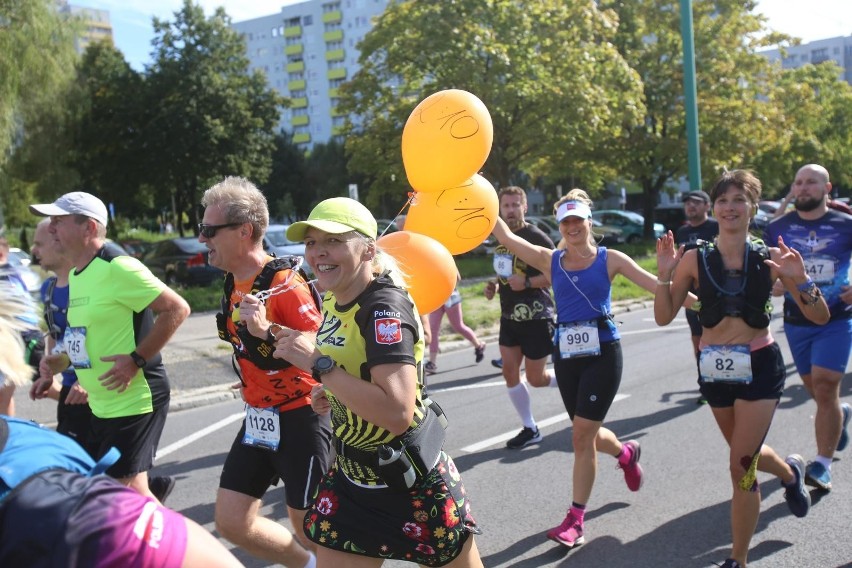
198;222;242;238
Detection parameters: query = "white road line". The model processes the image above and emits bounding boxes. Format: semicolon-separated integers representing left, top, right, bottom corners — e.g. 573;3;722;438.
431;380;507;394
620;324;688;335
460;393;630;453
155;411;244;461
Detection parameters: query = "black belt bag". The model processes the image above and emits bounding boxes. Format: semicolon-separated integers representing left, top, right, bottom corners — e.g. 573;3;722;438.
337;402;447;491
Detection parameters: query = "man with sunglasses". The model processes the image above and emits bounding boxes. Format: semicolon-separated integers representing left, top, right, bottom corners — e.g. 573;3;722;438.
199;176;330;568
29;192;190;504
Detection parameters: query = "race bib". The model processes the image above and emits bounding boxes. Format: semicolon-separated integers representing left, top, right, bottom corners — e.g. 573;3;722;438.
803;256;835;285
699;344;752;384
242;406;281;451
557;321;601;359
493;254;513;279
64;326;92;369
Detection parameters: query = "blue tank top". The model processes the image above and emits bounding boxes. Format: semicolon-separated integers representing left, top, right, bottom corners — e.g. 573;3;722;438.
40;278;77;387
551;248;619;342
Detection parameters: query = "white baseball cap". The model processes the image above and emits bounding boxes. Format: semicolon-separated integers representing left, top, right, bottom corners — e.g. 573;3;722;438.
30;191;109;227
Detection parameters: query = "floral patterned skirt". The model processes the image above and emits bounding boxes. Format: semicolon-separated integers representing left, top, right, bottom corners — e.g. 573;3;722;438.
303;451;481;566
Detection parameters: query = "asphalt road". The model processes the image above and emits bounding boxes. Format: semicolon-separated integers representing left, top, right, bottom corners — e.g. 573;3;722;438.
13;303;852;567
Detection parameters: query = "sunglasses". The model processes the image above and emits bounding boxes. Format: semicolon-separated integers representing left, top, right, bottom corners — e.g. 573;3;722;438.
198;222;242;238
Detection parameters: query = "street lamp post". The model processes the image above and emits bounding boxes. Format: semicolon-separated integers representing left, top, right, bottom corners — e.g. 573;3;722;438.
680;0;702;191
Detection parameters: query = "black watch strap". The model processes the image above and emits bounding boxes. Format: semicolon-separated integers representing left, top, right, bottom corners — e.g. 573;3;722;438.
129;350;147;368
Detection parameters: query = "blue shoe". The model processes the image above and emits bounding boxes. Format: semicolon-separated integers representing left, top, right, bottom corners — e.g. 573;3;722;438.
491;358;503;369
837;402;851;452
805;461;832;492
782;454;811;518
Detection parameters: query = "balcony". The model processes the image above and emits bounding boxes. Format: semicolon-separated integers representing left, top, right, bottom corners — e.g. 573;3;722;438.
328;87;340;98
284;44;303;56
290;97;308;109
325;48;345;62
288;79;306;91
293;132;311;144
291;115;310;126
284;26;302;38
286;61;305;72
327;68;347;80
322;10;342;24
323;29;343;42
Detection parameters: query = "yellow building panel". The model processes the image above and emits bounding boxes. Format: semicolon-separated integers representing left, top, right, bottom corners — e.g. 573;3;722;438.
284;25;302;38
288;79;306;91
290;97;308;108
284;44;303;56
286;61;305;72
322;10;342;24
325;48;345;62
291;115;310;126
327;68;347;80
323;29;343;42
293;132;311;144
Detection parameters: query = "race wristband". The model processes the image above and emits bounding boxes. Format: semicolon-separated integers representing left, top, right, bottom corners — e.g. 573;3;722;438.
796;277;815;292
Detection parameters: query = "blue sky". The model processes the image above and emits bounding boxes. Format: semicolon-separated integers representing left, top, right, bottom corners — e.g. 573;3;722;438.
78;0;851;71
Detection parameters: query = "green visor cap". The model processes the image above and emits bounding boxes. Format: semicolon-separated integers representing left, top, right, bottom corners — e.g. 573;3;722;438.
287;197;378;241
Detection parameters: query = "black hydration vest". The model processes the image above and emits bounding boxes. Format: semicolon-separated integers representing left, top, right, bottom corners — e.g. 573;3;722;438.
216;256;321;373
697;240;772;329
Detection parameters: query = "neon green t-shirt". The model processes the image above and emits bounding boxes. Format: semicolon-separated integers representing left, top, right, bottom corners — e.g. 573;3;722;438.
66;252;167;418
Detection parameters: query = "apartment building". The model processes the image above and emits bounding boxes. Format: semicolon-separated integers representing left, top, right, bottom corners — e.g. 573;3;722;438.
761;35;852;85
232;0;390;148
56;0;114;54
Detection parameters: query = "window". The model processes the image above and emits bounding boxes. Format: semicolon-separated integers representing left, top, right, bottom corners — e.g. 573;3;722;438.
272;27;278;37
303;15;313;25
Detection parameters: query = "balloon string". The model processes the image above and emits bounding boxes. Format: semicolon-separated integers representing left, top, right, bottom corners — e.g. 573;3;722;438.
379;193;416;238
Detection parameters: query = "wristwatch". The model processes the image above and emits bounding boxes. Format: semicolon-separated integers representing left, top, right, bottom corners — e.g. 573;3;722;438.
267;323;284;344
129;350;147;368
311;355;336;382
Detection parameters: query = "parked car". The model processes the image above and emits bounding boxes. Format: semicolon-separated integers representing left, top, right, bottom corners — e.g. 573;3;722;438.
263;224;313;276
653;204;686;233
119;239;154;260
141;237;224;287
591;210;665;243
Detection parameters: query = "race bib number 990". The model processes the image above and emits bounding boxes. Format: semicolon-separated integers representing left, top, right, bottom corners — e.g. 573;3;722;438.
557;321;601;359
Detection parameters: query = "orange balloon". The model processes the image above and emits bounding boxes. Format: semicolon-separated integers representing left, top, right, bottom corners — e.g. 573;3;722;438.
404;174;498;255
401;89;493;193
377;231;457;314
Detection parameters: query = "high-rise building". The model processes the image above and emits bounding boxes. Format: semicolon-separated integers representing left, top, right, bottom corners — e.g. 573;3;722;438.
761;35;852;85
55;0;114;54
232;0;390;149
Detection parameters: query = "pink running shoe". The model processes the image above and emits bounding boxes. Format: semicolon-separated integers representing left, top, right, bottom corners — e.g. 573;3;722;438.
617;440;644;491
546;513;585;548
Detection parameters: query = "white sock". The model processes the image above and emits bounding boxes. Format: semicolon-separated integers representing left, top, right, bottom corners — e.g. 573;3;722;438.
547;369;558;388
815;455;833;470
507;382;536;429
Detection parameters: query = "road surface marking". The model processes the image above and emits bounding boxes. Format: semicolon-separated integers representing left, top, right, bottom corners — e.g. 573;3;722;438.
460;393;629;453
156;411;243;461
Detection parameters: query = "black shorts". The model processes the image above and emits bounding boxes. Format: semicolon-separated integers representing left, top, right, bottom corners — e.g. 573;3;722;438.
498;318;554;360
685;309;703;337
56;384;96;458
90;400;169;478
699;342;786;408
220;404;332;510
555;340;623;422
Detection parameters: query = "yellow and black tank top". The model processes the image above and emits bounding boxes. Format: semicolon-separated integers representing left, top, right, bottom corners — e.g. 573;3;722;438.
315;274;427;485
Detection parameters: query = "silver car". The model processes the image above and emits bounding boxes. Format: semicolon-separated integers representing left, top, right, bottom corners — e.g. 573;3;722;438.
263;224;313;277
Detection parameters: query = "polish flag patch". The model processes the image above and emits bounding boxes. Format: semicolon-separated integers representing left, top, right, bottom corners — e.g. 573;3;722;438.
375;318;402;344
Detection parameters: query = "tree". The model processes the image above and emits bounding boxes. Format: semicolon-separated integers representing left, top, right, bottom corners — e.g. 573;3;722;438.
338;0;645;211
0;0;78;226
600;0;790;235
262;132;307;221
144;0;285;234
749;62;852;195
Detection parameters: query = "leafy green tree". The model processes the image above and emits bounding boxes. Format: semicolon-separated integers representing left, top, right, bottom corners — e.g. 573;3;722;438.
262;132;307;221
600;0;790;234
0;0;78;226
338;0;645;210
749;62;852;195
144;0;284;234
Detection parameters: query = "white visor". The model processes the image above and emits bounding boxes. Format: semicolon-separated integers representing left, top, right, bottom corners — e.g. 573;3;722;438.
555;201;592;222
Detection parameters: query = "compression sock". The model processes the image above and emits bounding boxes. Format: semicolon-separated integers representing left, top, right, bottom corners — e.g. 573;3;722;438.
507;382;536;429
